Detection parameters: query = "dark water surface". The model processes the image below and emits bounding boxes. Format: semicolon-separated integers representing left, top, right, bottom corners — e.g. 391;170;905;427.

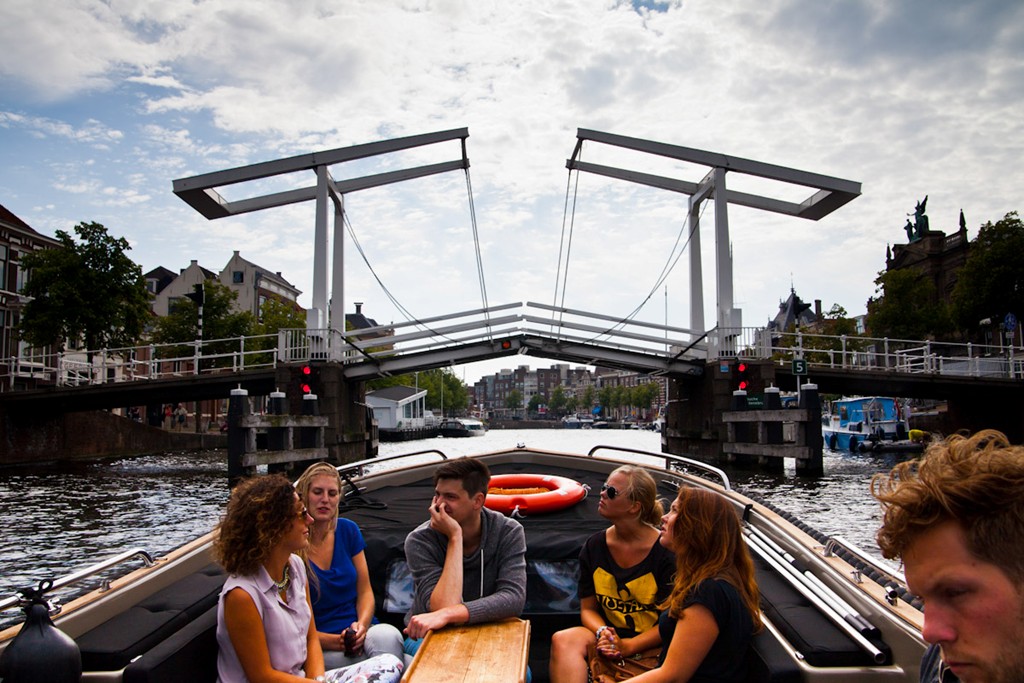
0;430;907;627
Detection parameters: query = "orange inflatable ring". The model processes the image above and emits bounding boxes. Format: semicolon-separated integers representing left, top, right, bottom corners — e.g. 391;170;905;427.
485;474;588;516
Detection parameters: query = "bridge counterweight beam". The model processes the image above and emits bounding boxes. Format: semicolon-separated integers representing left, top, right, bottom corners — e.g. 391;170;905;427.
713;167;737;331
310;166;331;329
330;196;345;333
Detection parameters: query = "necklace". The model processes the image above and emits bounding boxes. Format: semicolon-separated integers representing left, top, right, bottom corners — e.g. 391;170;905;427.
272;564;290;593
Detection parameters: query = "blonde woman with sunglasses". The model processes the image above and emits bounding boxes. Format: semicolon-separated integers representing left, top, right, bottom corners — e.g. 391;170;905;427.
549;466;674;683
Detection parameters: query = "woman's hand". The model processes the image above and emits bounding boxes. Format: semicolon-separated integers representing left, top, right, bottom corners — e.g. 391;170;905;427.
596;626;621;658
347;622;367;655
615;635;638;658
321;631;345;651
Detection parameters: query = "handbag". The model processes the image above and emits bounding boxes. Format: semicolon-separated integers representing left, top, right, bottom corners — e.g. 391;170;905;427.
587;641;661;682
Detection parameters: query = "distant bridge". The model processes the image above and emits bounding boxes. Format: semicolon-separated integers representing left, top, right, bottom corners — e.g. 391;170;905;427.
3;302;1022;464
4;301;1019;400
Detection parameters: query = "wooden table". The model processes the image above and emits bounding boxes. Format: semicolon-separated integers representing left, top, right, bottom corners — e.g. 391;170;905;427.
401;618;531;683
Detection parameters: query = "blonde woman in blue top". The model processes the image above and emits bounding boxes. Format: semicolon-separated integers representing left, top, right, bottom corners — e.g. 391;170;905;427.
296;463;406;671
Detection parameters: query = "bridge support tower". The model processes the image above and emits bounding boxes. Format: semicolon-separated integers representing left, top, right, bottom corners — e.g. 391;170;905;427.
661;360;824;472
274;363;377;464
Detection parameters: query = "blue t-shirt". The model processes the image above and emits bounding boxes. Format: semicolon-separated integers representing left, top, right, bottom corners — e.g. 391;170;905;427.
309;517;373;633
658;578;753;683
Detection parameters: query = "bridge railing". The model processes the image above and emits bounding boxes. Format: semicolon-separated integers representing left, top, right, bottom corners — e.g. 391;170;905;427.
713;327;1018;379
4;333;284;388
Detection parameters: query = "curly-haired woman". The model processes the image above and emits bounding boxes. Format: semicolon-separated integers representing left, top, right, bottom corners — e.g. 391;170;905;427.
213;474;403;683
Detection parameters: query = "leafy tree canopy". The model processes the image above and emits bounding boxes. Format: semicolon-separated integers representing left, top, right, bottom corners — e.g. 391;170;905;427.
151;280;255;364
505;389;523;412
256;298;306;335
416;368;467;415
865;267;951;340
19;221;151;353
547;386;567;415
951;211;1024;335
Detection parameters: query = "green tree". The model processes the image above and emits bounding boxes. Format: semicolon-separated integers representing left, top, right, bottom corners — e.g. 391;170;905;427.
505;389;523;414
548;386;567;416
951;211;1024;337
19;221;151;356
418;368;467;415
527;393;543;416
866;268;951;340
581;386;595;412
256;298;306;335
565;395;579;415
151;280;255;366
245;298;307;364
597;386;614;418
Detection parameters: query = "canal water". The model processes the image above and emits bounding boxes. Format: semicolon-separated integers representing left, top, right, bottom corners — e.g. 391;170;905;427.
0;430;908;628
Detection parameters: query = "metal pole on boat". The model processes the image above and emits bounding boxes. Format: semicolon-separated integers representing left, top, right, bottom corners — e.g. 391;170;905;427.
744;532;886;663
746;526;875;635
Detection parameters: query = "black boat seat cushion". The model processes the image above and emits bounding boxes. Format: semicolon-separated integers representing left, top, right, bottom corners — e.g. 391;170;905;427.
122;605;218;683
77;563;225;672
753;555;891;667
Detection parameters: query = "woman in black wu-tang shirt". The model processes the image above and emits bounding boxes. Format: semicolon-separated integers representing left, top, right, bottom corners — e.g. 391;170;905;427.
549;466;675;682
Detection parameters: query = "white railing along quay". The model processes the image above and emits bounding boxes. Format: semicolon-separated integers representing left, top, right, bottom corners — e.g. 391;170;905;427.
711;327;1020;380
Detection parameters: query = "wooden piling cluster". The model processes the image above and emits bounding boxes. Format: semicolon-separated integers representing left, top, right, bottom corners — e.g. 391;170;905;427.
227;387;329;484
721;383;824;475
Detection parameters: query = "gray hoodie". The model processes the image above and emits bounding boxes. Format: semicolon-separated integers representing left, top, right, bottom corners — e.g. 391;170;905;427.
404;506;527;625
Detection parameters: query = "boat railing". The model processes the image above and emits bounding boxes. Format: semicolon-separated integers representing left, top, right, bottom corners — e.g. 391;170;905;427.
336;449;449;480
0;548;157;613
825;535;907;589
744;527;887;664
586;445;731;490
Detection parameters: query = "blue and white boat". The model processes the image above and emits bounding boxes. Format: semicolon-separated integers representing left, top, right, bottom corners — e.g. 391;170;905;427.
822;396;912;453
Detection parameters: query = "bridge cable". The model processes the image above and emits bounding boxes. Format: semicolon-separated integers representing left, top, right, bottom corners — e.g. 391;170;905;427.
552;146;585;341
342;211;463;348
464;168;492;339
568;195;708;347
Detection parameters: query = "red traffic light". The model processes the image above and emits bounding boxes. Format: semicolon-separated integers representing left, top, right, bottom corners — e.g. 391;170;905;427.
500;339;512;350
736;361;750;391
302;365;313;394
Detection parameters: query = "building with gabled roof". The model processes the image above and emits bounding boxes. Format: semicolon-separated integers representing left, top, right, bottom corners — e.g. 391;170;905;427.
151;260;219;317
221;250;302;319
0;203;62;389
143;266;176;296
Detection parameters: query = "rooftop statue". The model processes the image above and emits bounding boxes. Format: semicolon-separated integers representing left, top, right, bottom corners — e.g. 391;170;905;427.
905;195;929;242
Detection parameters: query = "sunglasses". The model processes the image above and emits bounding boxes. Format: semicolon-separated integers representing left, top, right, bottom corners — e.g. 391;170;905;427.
297;506;309;519
601;484;621;500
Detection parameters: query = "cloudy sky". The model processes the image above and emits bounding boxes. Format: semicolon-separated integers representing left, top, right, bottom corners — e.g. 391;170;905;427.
2;0;1021;383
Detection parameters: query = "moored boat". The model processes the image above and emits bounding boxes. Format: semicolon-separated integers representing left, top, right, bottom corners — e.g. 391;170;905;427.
822;396;920;454
0;444;926;682
438;417;487;437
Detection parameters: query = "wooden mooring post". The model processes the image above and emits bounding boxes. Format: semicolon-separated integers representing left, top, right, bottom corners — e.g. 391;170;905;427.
721;383;823;476
227;387;330;485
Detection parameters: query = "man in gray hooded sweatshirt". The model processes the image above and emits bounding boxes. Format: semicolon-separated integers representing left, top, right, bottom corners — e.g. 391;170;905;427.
403;457;527;647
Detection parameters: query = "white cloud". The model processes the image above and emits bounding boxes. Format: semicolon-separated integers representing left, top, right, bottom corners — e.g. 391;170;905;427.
2;0;1023;383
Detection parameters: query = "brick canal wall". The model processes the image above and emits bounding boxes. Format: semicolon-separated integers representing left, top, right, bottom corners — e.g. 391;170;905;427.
0;408;225;466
